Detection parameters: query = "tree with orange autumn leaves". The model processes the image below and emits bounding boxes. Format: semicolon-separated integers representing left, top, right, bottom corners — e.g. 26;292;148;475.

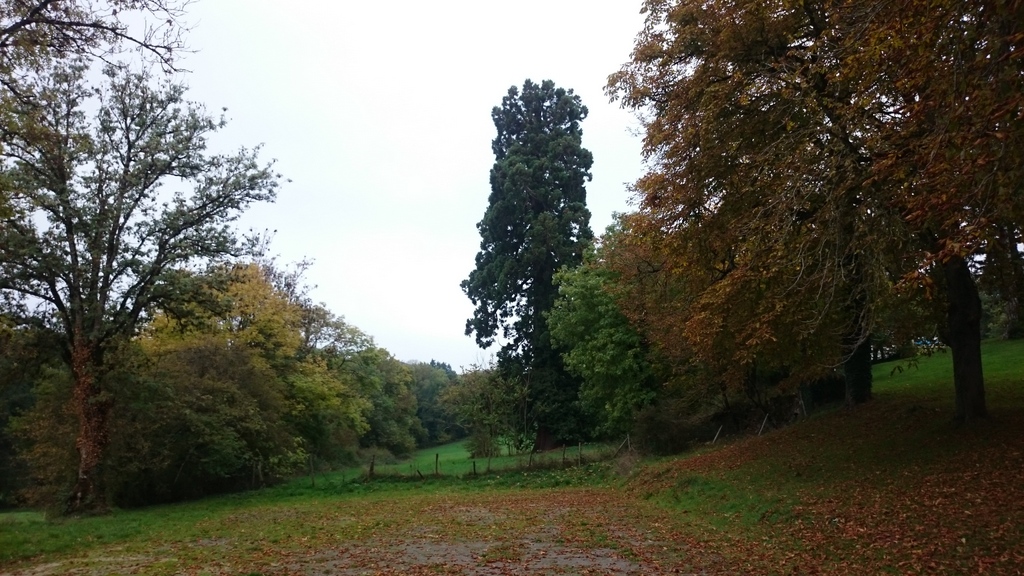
607;0;1023;422
865;0;1024;420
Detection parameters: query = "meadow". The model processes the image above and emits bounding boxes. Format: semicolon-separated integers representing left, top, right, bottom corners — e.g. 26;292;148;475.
1;339;1021;575
353;437;613;480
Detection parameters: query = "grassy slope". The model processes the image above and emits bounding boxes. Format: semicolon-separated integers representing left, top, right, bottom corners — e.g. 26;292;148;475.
0;340;1021;575
633;338;1024;574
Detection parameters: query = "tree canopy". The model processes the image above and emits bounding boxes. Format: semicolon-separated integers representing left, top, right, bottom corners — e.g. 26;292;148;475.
0;0;186;71
607;0;1023;422
0;61;279;511
0;1;190;225
548;234;661;437
462;79;594;447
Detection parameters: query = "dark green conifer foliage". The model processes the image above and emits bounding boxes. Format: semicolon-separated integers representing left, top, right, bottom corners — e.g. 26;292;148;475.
462;79;594;448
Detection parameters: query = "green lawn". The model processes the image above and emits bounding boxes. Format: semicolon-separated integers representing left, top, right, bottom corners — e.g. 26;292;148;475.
875;337;1024;405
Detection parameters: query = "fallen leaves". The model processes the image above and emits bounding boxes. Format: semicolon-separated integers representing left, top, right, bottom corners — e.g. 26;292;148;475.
3;378;1023;575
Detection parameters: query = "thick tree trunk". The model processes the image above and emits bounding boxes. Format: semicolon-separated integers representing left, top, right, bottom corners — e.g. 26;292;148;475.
533;425;557;453
842;250;872;406
843;335;872;405
943;256;987;422
66;340;112;514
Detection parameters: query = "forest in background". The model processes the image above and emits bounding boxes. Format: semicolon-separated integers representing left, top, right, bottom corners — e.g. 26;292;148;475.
1;0;1022;516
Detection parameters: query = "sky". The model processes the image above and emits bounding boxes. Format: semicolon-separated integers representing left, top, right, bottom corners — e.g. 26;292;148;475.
177;1;648;371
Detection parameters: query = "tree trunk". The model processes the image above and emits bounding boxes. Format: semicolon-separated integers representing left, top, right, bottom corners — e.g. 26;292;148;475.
1004;295;1021;340
943;256;987;422
1001;229;1023;339
532;425;557;453
843;334;873;405
841;235;872;406
66;340;111;514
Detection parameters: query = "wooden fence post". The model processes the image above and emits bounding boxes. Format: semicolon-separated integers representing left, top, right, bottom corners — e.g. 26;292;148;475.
613;436;628;457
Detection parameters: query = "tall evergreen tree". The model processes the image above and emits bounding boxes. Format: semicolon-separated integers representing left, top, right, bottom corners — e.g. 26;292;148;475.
462;79;594;449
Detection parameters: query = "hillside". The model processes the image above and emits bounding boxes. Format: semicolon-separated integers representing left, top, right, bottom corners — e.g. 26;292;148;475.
627;338;1024;573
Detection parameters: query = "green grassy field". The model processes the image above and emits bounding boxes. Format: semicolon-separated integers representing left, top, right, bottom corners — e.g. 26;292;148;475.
349;438;614;480
1;339;1021;575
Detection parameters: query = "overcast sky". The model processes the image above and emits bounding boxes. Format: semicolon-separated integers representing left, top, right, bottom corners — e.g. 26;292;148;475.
178;1;648;370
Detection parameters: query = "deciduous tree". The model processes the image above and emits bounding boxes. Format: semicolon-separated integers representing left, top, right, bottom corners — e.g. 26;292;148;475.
548;236;661;437
348;347;423;457
610;0;1022;422
608;0;912;406
0;1;189;218
409;361;460;447
862;0;1024;421
0;0;186;71
0;61;279;512
441;362;529;459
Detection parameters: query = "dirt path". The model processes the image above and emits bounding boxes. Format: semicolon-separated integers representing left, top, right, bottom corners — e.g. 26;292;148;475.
1;488;729;576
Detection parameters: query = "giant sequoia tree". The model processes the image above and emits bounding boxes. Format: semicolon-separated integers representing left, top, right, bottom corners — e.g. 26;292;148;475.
0;62;278;512
462;79;594;448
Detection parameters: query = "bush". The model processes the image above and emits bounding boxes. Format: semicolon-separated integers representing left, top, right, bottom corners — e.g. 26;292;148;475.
7;365;79;515
632;399;719;455
465;432;500;459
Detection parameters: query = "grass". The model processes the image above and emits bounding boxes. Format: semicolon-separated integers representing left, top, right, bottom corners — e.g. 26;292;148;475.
634;338;1024;573
0;511;42;525
875;337;1024;403
1;339;1022;575
342;438;614;479
0;446;615;566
